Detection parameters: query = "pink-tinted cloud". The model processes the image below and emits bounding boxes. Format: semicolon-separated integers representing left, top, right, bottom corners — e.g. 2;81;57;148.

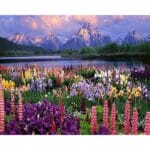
20;16;39;30
70;15;98;25
20;15;99;33
0;15;150;39
40;16;63;28
31;21;38;29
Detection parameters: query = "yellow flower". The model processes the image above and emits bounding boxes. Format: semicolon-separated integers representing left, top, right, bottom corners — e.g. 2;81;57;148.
134;87;141;97
25;69;31;80
19;85;29;92
118;90;124;96
2;79;15;90
127;88;131;93
135;91;141;97
109;86;118;98
128;94;132;100
127;86;142;99
120;74;128;84
137;86;142;92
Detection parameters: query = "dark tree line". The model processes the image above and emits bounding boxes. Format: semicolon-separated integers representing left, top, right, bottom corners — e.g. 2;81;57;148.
61;42;150;55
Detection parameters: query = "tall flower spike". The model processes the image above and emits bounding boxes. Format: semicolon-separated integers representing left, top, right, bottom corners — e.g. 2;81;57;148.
144;112;150;135
110;103;117;135
103;100;109;128
0;75;5;133
131;107;138;135
10;89;15;114
124;101;131;135
18;92;23;121
91;106;97;134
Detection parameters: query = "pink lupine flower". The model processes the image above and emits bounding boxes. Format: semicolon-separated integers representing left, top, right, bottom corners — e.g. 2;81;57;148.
103;101;109;128
91;106;97;134
131;107;138;135
0;76;5;133
18;92;23;121
110;103;117;135
124;101;131;135
144;112;150;135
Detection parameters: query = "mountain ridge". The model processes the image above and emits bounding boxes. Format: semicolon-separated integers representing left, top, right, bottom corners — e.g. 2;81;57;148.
5;24;150;50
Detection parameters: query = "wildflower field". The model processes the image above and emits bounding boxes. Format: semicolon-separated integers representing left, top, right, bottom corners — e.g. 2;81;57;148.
0;64;150;135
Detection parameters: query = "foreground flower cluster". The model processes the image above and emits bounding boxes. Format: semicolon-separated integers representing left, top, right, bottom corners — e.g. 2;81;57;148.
5;100;80;135
0;64;150;135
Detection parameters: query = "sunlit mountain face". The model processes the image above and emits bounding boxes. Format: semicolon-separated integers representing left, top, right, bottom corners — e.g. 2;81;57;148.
0;15;150;50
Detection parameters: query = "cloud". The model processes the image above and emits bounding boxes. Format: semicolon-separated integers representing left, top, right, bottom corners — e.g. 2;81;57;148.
31;21;38;29
99;15;127;25
70;15;98;26
40;16;63;28
0;15;150;39
20;16;38;30
19;16;72;34
18;15;99;36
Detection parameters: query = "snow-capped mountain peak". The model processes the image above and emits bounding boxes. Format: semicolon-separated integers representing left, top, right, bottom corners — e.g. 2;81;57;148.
32;32;62;50
8;32;63;50
8;33;31;46
63;23;112;49
30;36;43;46
45;32;56;40
78;28;90;42
123;30;145;45
78;23;98;40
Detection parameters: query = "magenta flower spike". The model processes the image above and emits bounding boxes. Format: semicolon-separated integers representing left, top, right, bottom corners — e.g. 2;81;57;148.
144;112;150;135
131;107;138;135
110;103;117;135
0;75;5;133
124;101;131;135
91;106;97;134
18;92;23;121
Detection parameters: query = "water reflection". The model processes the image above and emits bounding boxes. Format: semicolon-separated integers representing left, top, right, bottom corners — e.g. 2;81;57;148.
0;59;148;68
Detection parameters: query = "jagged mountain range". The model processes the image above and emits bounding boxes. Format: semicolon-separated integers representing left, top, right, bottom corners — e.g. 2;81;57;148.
63;23;112;50
8;32;62;51
0;37;46;54
5;24;150;50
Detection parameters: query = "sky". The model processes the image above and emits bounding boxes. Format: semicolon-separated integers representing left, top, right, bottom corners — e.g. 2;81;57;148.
0;15;150;39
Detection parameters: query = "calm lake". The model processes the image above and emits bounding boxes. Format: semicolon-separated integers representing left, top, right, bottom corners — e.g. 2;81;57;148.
0;55;150;68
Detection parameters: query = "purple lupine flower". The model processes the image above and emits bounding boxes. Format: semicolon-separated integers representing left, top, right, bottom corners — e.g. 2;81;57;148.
98;125;110;135
5;100;80;135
